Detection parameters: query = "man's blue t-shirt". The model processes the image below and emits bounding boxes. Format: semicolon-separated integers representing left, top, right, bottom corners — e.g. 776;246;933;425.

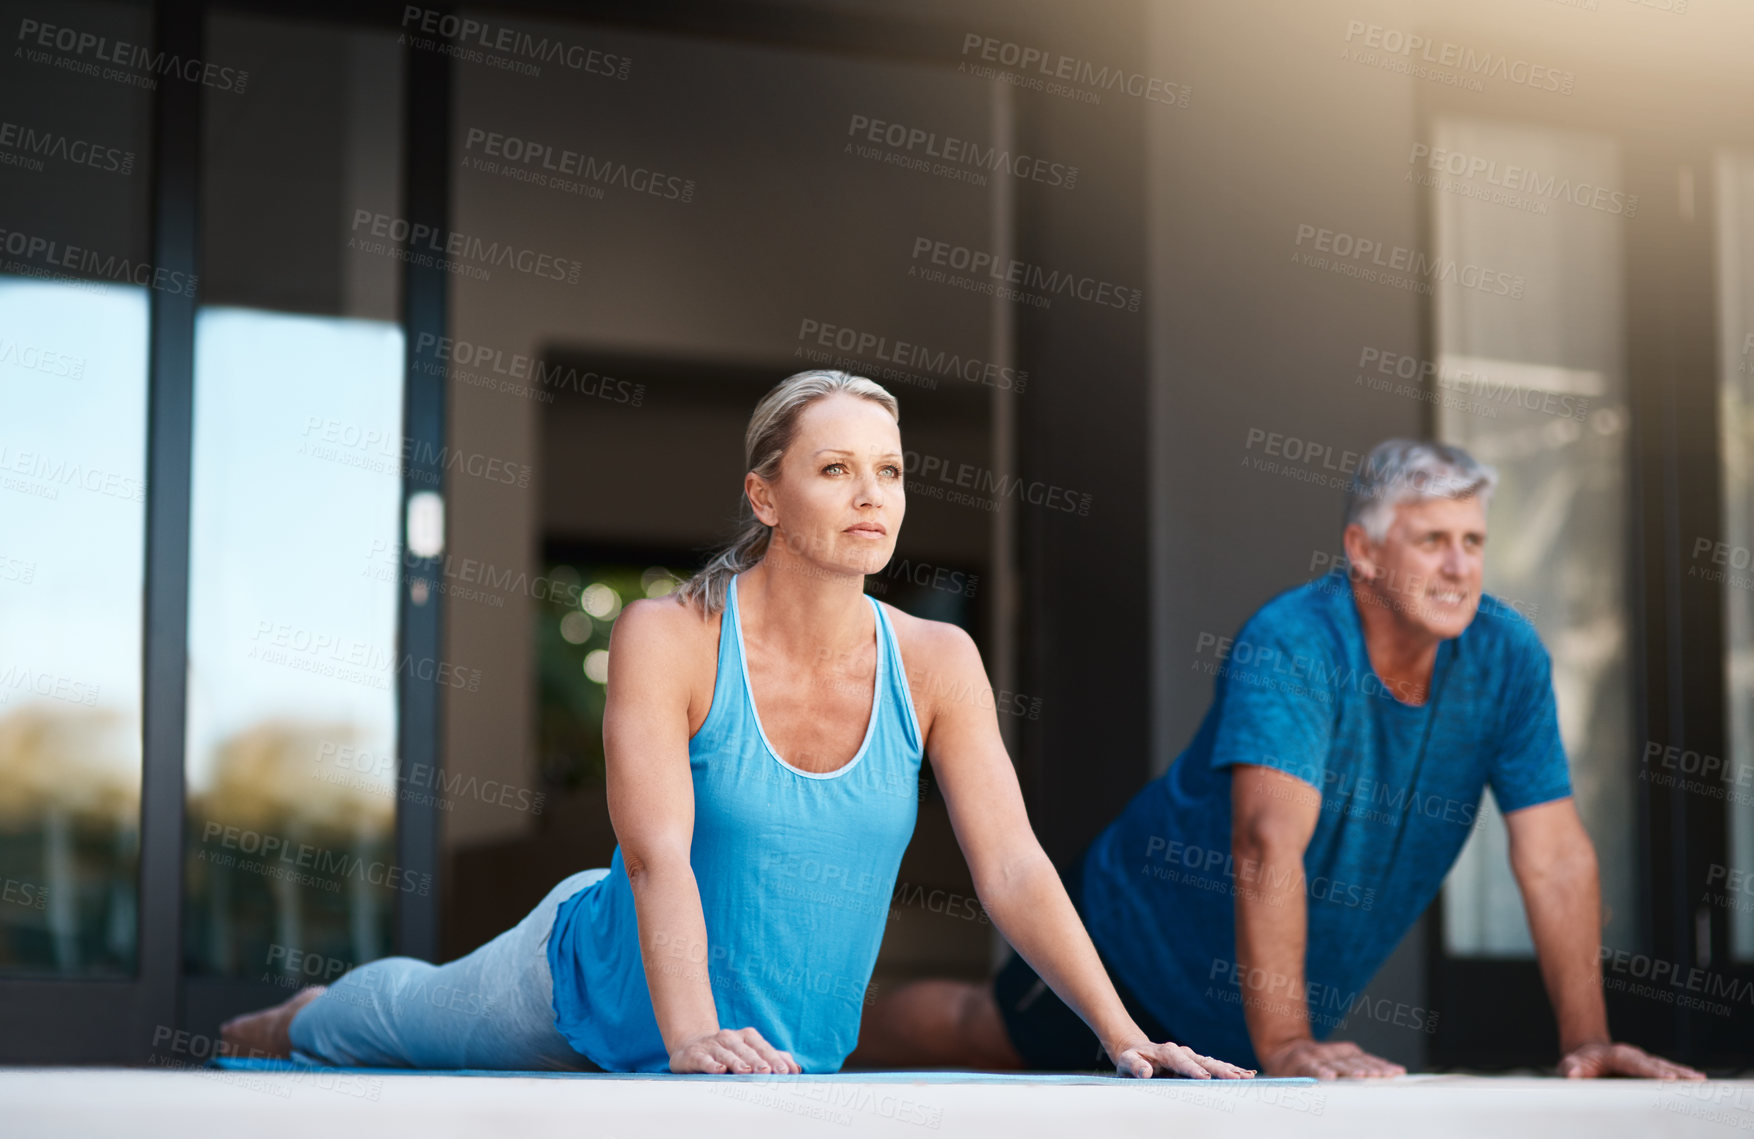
1080;569;1573;1067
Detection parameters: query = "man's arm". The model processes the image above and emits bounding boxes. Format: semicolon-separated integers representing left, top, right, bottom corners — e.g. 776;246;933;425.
1505;798;1703;1080
1232;764;1405;1079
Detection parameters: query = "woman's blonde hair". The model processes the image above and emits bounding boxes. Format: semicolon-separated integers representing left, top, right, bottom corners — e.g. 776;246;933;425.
675;370;899;617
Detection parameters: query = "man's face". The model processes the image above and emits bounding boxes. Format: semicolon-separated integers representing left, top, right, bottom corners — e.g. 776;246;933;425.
1344;495;1488;641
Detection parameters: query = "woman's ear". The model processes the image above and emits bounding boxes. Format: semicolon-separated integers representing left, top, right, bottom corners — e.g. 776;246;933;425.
745;470;778;527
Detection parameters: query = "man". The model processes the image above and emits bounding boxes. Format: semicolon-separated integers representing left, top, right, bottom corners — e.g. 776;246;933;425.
854;439;1704;1080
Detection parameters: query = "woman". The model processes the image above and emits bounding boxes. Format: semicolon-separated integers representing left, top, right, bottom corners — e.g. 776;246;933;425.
222;370;1252;1079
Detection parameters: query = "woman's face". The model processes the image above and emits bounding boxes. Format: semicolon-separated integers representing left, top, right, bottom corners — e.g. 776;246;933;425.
748;392;904;579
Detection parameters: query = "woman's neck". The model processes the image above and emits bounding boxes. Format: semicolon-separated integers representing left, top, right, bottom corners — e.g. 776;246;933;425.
737;554;872;662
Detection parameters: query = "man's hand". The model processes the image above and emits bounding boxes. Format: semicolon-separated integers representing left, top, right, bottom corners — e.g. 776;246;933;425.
669;1027;800;1074
1558;1041;1704;1080
1110;1037;1256;1080
1261;1039;1405;1080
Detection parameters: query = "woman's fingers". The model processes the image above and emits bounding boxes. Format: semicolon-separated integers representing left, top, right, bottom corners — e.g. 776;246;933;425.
720;1037;769;1073
1156;1044;1214;1079
737;1028;794;1073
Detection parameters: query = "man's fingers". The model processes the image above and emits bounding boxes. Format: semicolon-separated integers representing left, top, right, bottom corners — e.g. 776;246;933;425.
1611;1047;1706;1081
1560;1055;1596;1079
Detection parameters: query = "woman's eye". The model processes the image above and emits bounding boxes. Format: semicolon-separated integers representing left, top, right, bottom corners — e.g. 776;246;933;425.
882;465;901;478
823;463;845;475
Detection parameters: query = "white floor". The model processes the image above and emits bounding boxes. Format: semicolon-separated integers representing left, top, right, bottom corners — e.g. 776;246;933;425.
7;1070;1754;1138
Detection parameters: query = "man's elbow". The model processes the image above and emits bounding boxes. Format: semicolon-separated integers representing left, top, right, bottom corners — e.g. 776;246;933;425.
1512;831;1599;889
1231;812;1310;865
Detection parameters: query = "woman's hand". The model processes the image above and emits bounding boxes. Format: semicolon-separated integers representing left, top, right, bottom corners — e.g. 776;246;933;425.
1111;1037;1256;1080
670;1027;801;1074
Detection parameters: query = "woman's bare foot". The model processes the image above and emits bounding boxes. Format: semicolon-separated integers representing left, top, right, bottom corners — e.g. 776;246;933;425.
219;986;328;1059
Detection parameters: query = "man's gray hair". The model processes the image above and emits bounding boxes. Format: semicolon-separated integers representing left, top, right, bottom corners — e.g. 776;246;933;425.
1343;439;1498;542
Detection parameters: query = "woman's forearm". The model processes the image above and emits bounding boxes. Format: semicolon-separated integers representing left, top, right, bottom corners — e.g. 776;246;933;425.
978;851;1143;1059
627;853;721;1055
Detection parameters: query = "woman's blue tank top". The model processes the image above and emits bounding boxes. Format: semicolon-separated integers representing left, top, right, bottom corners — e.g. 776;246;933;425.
546;572;924;1072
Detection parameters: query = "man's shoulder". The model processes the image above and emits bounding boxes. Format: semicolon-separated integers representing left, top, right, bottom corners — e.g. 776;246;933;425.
1236;574;1350;652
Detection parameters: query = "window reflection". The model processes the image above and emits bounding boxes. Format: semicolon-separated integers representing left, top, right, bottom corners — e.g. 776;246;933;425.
0;279;147;975
1715;148;1754;963
1429;118;1637;957
183;309;404;976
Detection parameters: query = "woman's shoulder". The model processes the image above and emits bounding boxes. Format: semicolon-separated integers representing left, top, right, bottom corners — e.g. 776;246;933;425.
877;599;979;670
612;593;722;657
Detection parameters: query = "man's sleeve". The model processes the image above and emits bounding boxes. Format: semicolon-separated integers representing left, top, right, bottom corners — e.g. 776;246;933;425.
1207;618;1336;791
1488;635;1573;813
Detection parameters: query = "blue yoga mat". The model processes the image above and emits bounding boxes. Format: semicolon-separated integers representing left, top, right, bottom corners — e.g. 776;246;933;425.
211;1057;1314;1085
